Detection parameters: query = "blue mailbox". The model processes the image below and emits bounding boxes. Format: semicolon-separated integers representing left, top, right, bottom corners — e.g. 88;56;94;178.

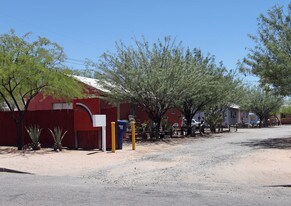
117;120;127;149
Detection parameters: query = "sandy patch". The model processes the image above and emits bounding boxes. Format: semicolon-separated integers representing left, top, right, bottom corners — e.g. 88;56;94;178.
0;139;185;176
213;149;291;185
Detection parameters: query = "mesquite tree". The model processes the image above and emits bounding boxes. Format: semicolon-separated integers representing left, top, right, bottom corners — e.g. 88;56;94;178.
242;3;291;96
176;48;222;136
240;88;283;127
95;37;185;139
204;69;244;132
0;30;84;149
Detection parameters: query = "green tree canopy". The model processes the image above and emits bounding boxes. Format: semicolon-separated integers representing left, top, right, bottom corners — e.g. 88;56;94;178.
94;36;245;136
94;37;186;138
203;68;244;132
240;87;283;127
0;30;84;149
175;48;242;135
242;3;291;96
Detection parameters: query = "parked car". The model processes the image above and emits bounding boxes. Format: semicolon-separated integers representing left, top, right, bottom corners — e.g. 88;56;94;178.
182;118;201;129
191;119;201;129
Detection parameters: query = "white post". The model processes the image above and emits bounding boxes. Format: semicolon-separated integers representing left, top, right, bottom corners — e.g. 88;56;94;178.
98;129;102;150
92;115;106;152
102;126;106;152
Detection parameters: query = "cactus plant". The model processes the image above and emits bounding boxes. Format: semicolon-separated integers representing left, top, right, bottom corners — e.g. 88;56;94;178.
26;125;42;150
49;127;67;151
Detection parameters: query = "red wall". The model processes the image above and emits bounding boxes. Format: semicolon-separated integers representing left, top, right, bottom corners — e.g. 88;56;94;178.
77;131;99;149
28;96;103;149
7;82;182;150
0;112;17;146
0;105;182;149
99;99;117;148
120;103;131;120
130;106;182;126
28;93;64;111
73;98;100;131
0;110;103;149
281;118;291;124
165;108;182;125
28;83;101;111
0;110;75;148
73;98;101;149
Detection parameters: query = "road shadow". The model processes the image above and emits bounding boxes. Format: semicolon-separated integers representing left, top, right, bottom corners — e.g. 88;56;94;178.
240;137;291;149
266;184;291;188
0;168;34;175
86;150;105;155
127;136;201;147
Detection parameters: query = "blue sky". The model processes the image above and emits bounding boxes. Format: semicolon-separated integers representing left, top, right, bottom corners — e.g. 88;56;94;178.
1;0;290;84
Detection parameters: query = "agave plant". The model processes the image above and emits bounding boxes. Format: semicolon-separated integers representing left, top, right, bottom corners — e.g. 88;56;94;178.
49;127;67;151
26;125;42;150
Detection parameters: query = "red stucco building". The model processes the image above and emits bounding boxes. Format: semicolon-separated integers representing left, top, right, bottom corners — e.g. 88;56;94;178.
0;75;181;149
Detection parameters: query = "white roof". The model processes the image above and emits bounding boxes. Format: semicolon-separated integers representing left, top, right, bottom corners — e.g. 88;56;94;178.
71;75;107;92
229;104;240;109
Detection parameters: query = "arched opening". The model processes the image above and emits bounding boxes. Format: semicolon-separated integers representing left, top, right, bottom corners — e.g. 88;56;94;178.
76;102;93;123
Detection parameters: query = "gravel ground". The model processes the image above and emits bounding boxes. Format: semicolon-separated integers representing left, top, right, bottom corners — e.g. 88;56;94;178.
1;126;291;205
85;126;291;188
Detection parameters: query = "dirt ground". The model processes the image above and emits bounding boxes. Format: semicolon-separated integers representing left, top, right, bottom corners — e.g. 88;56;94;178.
1;126;291;187
0;138;190;176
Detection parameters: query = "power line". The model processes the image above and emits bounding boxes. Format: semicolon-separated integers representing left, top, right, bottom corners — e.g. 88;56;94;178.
64;61;85;66
67;58;87;63
64;62;86;68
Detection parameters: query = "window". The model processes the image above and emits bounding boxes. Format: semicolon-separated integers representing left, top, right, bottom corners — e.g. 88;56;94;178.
52;103;73;110
230;110;237;119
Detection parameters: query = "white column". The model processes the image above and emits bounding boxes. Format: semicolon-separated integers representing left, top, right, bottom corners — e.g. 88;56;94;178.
102;126;106;152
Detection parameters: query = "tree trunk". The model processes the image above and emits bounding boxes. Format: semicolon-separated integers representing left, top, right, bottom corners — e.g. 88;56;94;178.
155;122;160;139
187;126;192;136
210;125;216;133
264;115;270;127
16;120;24;150
153;120;161;140
184;111;196;136
186;119;192;136
259;117;263;128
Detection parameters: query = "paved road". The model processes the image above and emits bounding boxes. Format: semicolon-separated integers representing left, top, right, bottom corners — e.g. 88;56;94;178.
1;126;291;205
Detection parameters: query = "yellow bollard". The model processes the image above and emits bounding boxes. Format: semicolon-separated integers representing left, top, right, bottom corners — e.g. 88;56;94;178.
131;121;136;150
111;122;116;153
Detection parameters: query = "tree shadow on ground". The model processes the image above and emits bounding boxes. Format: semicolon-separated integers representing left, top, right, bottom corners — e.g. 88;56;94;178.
124;134;211;147
266;184;291;188
240;137;291;149
0;168;33;175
